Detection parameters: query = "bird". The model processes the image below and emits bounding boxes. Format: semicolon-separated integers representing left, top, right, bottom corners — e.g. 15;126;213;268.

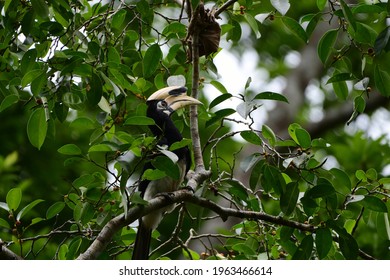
132;86;202;260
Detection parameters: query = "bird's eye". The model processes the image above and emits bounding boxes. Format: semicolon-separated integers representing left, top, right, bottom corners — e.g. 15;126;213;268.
157;100;168;110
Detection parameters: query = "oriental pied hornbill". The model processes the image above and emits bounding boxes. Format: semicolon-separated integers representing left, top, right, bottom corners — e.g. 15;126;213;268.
132;86;202;260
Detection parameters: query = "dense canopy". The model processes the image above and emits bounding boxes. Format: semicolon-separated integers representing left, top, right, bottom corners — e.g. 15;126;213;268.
0;0;390;260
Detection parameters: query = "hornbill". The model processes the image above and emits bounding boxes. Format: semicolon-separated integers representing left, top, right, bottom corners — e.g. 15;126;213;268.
132;86;202;260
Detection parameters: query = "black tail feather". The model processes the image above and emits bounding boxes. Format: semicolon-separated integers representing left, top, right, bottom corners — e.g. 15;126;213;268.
132;220;152;260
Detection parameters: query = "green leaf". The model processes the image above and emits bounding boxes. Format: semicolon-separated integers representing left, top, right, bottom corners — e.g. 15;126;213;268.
287;123;301;144
100;73;122;96
27;108;48;150
262;164;285;194
0;218;10;229
374;26;390;54
360;196;388;212
112;9;126;29
307;178;335;198
376;213;390;240
16;199;44;221
209;94;232;109
70;117;95;130
311;138;329;148
205;108;236;127
330;168;351;193
170;138;192;151
67;237;82;259
292;235;313;260
21;69;45;87
58;244;68;260
0;94;19;112
6;188;22;211
162;22;187;37
226;180;249;202
80;202;94;225
326;72;354;84
295;128;311;149
142;169;166;181
374;65;390;97
317;0;327;10
262;124;276;146
130;192;148;205
240;153;261;173
143;44;162;78
58;144;82;156
183;248;200;260
87;72;103;106
227;19;242;42
73;174;95;188
339;232;358;259
340;0;356;31
353;4;385;14
305;13;322;38
46;201;65;219
316;228;333;259
245;13;261;39
332;80;349;100
353;23;378;45
88;144;114;153
108;46;121;64
166;44;182;62
152;156;180;180
280;182;299;215
31;0;49;19
281;16;308;43
124;116;155;126
245;77;252;90
354;96;366;113
249;160;264;191
355;169;367;181
232;243;256;256
240;130;262;145
210;80;228;94
318;29;338;64
280;226;294;242
366;168;377;180
253;91;289;103
30;71;47;95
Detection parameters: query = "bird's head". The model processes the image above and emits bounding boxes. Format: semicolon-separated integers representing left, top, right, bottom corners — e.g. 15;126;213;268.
146;86;202;117
146;86;202;138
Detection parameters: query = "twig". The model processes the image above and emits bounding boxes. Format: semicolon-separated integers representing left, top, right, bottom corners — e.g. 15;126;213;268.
214;0;239;18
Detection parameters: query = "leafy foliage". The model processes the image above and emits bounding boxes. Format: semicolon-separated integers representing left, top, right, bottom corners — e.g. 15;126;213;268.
0;0;389;260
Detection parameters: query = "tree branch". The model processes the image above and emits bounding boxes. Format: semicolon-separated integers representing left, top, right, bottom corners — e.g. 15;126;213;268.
189;4;205;169
0;240;23;260
77;188;315;260
214;0;238;18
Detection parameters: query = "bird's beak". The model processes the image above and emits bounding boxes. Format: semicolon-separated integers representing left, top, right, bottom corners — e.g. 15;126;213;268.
147;86;188;101
165;94;203;111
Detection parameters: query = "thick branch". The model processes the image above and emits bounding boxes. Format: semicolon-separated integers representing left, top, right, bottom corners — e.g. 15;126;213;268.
189;5;204;169
0;240;23;260
77;189;314;260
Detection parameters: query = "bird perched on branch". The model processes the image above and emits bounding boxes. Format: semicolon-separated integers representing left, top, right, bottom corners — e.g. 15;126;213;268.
132;86;202;260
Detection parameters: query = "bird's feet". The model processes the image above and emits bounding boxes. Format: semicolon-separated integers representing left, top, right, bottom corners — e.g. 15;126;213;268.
181;185;195;193
156;192;175;202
